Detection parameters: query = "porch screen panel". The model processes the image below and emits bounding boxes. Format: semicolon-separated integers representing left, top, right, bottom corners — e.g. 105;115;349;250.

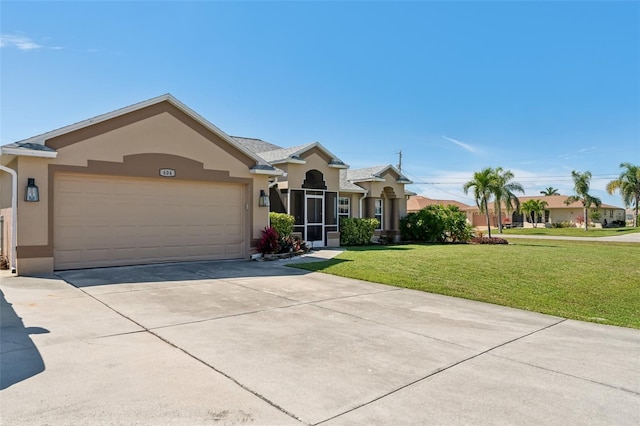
290;190;305;238
325;192;337;225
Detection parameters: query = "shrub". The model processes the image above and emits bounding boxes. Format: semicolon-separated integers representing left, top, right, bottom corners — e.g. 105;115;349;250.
257;227;280;254
471;236;509;245
551;221;573;228
340;218;379;245
269;212;295;239
400;205;473;243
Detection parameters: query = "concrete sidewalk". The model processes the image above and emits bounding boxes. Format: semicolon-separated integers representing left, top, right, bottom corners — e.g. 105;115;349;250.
498;231;640;243
1;257;639;425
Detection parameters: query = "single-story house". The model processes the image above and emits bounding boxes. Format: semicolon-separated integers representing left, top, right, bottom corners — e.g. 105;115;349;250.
407;195;470;213
462;195;626;228
0;94;411;275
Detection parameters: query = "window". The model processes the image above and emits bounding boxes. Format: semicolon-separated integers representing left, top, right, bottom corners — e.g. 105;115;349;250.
338;197;350;220
374;199;383;230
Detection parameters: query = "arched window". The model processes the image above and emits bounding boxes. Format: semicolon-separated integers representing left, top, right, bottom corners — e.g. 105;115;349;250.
302;169;327;190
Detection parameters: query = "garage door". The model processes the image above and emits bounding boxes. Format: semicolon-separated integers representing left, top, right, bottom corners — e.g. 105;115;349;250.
53;174;246;270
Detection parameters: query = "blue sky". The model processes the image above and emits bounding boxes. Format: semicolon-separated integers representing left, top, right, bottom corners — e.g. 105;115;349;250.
2;1;638;207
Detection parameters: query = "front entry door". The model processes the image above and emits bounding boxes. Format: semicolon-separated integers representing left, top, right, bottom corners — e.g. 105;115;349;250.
306;193;324;247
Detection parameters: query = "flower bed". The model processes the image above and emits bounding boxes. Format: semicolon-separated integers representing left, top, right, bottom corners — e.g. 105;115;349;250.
471;236;509;245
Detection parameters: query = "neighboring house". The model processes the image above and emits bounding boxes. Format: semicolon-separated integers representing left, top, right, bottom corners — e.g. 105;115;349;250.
0;94;412;275
462;195;626;228
407;195;470;213
232;138;412;244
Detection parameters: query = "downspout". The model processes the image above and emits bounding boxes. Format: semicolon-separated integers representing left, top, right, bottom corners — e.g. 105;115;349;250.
359;191;368;218
0;165;18;273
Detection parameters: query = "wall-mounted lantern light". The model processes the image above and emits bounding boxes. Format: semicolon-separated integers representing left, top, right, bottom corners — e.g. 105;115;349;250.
258;189;270;207
25;178;40;202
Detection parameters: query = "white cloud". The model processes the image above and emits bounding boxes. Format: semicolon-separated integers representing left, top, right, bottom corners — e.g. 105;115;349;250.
0;34;62;50
442;135;477;153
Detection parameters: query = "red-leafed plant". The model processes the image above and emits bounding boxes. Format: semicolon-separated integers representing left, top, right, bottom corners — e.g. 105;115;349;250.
257;227;280;254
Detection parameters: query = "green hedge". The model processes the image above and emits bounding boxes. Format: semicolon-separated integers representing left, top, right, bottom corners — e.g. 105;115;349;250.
339;218;379;245
400;205;472;243
269;212;295;238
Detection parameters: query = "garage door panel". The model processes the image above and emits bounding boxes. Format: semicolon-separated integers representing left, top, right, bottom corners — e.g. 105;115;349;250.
54;174;247;269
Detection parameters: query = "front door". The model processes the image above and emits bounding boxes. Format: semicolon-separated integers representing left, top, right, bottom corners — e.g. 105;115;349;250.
306;193;324;247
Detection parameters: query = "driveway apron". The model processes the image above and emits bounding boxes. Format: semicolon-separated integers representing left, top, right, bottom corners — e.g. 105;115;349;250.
1;253;638;425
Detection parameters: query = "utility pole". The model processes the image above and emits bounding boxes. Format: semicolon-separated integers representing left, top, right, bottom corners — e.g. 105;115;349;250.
396;150;403;173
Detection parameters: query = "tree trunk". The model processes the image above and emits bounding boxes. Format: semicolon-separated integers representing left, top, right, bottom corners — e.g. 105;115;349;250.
584;206;588;231
497;207;503;234
532;212;537;228
635;200;639;227
485;199;492;238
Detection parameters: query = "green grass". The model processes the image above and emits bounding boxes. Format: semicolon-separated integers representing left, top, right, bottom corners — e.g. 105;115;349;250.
290;240;640;329
499;227;639;237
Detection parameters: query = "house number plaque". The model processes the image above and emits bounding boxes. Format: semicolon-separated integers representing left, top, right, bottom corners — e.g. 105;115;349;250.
159;168;176;177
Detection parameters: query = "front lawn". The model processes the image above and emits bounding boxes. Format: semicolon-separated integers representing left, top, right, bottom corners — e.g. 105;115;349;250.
499;227;639;237
290;240;640;329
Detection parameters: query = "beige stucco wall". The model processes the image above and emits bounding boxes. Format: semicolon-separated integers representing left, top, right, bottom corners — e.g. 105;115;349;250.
282;151;341;191
17;156;51;248
546;208;625;225
338;192;364;218
51;111;252;179
352;170;408;231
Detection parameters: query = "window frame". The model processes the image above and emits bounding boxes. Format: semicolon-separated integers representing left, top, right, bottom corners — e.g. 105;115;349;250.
338;196;350;221
374;199;383;230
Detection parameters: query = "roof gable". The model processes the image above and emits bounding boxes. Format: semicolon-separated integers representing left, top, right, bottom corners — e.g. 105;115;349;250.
1;94;280;174
346;165;412;184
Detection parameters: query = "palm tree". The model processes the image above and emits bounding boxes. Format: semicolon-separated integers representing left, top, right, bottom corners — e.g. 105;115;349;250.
565;170;602;231
606;163;640;227
493;167;524;233
519;199;547;228
519;200;535;226
540;187;560;196
463;167;498;238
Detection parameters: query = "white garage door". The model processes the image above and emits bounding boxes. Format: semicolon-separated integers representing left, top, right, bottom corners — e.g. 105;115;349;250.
54;174;246;270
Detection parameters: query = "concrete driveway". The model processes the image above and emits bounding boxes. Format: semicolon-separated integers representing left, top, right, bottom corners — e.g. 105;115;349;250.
1;252;639;425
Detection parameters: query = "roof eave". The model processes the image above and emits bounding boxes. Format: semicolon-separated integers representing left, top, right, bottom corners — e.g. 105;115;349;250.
329;163;349;169
0;147;58;158
270;158;307;165
250;165;284;176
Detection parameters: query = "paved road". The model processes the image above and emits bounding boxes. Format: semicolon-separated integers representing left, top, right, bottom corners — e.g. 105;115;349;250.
1;254;639;425
500;231;640;243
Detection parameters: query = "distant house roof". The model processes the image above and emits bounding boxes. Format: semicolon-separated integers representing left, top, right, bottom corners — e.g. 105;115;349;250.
407;195;470;212
346;165;412;184
462;195;624;212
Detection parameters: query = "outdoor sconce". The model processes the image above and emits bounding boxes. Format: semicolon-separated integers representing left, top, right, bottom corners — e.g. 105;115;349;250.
25;178;40;202
258;189;270;207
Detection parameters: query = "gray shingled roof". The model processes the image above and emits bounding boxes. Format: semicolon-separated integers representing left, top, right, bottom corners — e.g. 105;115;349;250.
339;169;367;193
1;142;57;152
346;165;389;181
257;143;317;163
231;136;282;154
346;165;412;184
